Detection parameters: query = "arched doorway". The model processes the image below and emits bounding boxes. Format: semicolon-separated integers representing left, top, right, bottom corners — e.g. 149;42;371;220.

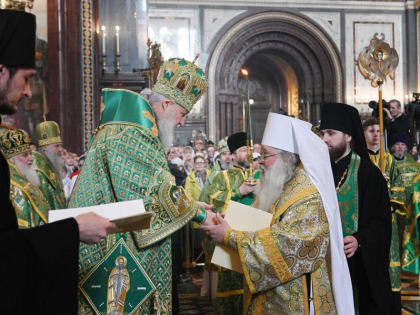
206;10;343;142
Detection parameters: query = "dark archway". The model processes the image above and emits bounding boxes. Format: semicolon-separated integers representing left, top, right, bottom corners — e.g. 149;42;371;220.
206;10;343;141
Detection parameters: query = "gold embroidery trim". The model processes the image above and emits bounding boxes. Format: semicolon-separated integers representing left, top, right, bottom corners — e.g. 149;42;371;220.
237;231;256;294
390;199;406;214
18;219;29;228
402;210;420;249
312;272;320;315
38;136;62;147
142;110;159;137
389;261;401;267
253;293;265;315
243;285;253;315
224;228;232;246
403;255;420;269
221;170;231;214
216;289;244;297
302;276;310;315
258;227;293;283
209;190;222;204
390;187;405;192
272;185;318;224
413;191;420;203
11;180;48;224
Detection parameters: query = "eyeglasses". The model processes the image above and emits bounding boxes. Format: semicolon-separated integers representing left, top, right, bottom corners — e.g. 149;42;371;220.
260;153;281;160
195;161;205;165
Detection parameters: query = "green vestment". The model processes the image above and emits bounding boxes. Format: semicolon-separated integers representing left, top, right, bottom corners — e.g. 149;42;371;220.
32;150;66;210
205;167;260;314
199;162;223;272
368;151;401;291
69;89;205;315
199;161;222;205
185;168;211;201
225;166;337;315
392;154;420;274
407;175;420;274
8;161;50;228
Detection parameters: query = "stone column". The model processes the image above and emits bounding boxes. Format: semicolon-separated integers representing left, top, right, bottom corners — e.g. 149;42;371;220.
406;7;418;95
217;92;240;140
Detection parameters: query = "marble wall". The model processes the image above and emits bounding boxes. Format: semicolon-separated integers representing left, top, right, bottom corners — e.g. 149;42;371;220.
418;4;420;92
344;13;404;112
148;0;418;139
31;0;48;41
148;8;204;117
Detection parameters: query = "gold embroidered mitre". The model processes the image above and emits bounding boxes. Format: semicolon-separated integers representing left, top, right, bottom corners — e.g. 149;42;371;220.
0;128;31;159
35;120;62;147
0;0;34;11
152;57;208;112
217;137;229;153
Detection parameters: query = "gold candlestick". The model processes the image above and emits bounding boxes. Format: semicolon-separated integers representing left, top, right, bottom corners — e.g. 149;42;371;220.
241;68;258;186
114;54;121;74
114;26;121;74
101;26;107;74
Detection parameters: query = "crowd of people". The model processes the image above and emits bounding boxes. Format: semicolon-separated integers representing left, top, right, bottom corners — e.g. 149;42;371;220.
2;8;420;315
162;112;420;314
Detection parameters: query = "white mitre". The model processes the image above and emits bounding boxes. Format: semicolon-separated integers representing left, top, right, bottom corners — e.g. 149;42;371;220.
262;113;355;315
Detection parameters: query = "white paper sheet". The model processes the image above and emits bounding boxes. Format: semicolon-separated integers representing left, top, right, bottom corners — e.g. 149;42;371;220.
49;199;146;223
211;200;273;273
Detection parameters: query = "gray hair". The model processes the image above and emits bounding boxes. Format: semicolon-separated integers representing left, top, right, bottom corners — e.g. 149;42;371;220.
141;90;168;105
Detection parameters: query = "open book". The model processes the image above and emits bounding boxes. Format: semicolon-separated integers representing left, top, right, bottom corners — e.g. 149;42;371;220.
48;199;154;232
211;200;273;273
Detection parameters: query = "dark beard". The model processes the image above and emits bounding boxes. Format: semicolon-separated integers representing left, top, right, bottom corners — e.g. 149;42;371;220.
329;141;347;161
0;81;16;115
236;158;249;168
393;151;405;159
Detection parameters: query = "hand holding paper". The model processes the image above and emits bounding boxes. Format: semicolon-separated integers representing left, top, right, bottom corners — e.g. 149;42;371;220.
75;212;117;244
210;201;272;273
200;212;230;243
198;201;214;210
49;199;154;234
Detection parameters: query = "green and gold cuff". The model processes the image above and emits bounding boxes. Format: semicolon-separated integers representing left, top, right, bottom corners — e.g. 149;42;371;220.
231;188;242;201
224;228;233;246
192;206;207;224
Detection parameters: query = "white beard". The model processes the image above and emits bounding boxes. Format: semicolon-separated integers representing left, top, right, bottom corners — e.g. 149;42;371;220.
253;151;299;212
43;151;65;174
12;158;41;187
157;114;176;153
219;160;233;170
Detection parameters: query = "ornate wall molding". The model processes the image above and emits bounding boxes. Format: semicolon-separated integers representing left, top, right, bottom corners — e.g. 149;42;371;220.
81;0;95;150
150;0;407;11
206;11;343;140
418;9;420;91
218;32;322;92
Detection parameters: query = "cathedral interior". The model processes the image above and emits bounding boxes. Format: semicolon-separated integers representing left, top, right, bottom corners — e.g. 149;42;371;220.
3;0;418;153
2;0;420;314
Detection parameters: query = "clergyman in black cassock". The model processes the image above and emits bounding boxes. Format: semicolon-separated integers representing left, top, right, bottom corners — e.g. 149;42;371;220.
320;103;393;315
0;9;86;314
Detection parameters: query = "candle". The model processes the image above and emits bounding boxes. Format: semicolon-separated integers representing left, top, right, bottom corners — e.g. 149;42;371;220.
115;25;120;55
101;25;106;55
242;99;246;132
306;99;310;121
241;69;253;140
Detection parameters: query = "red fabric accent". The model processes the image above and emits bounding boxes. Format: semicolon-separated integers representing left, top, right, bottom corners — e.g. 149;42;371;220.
70;170;80;180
